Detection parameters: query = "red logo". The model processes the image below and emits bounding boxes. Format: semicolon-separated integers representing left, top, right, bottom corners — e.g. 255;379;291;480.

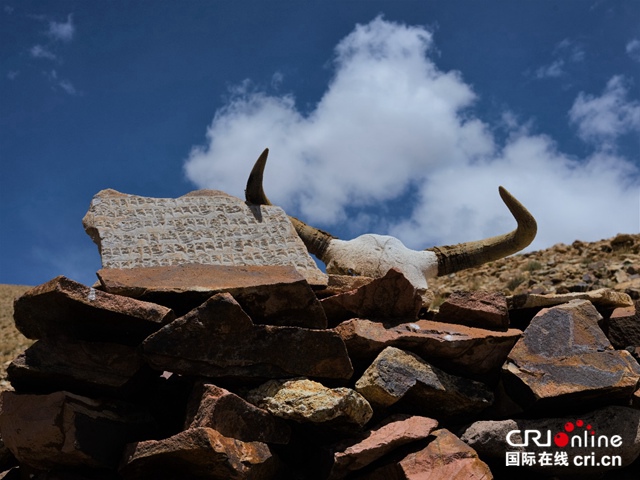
554;420;595;448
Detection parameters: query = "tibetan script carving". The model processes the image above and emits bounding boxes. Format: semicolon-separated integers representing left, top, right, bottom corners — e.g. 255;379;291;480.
82;189;327;286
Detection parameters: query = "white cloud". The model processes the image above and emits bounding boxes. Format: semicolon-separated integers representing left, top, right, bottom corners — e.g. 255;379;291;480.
48;14;74;42
627;39;640;62
534;38;584;80
184;17;640;254
569;75;640;149
30;44;56;60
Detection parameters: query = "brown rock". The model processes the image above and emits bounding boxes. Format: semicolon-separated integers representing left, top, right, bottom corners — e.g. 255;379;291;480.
119;427;279;480
316;275;374;299
185;382;290;445
335;318;521;376
607;302;640;349
7;337;151;398
434;290;509;331
142;293;353;380
355;347;493;418
328;415;438;479
503;299;640;410
98;264;327;327
13;276;174;345
247;378;373;429
0;391;153;471
461;405;640;475
508;288;633;311
363;428;493;479
321;269;422;326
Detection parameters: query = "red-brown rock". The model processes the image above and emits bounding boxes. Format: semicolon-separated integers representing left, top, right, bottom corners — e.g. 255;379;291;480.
355;347;493;418
98;264;327;328
328;415;438;479
142;293;353;380
503;299;640;410
7;337;152;398
335;318;521;376
119;427;279;480
321;269;422;326
363;428;493;479
435;290;509;331
607;302;640;349
185;383;290;445
0;391;154;471
13;276;174;345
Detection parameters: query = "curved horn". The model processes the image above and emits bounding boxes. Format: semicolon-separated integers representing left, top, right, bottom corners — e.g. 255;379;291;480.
427;187;537;276
245;148;336;259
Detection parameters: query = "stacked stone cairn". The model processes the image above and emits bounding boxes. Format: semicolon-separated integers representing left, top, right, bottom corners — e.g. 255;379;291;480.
1;189;640;479
1;265;639;479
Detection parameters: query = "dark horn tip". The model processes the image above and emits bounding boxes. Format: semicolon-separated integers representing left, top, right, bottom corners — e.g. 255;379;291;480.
245;148;271;205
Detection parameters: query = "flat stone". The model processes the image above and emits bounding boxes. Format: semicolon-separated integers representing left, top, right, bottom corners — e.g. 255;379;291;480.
142;293;353;381
119;427;279;480
98;264;327;327
461;405;640;476
335;318;521;376
355;347;493;418
363;428;493;480
247;378;373;429
0;391;154;471
328;415;438;479
13;276;174;345
184;382;290;445
607;302;640;349
7;337;151;398
503;299;640;410
83;188;327;287
434;290;509;331
508;288;633;310
321;269;422;326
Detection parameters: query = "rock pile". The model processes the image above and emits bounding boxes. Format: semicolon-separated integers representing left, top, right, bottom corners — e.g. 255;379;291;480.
1;263;639;479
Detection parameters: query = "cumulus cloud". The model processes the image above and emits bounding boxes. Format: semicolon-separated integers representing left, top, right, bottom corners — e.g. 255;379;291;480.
534;38;584;79
48;14;75;42
627;39;640;62
30;44;56;60
184;16;639;253
569;75;640;149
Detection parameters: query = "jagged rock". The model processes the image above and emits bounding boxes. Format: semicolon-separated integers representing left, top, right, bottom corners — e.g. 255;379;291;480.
184;382;290;445
363;428;493;479
327;414;438;479
0;391;154;471
335;318;521;376
503;299;640;410
7;337;151;398
355;347;493;418
316;275;374;299
434;290;509;331
247;378;373;429
13;276;174;345
119;427;279;480
508;288;633;311
97;264;327;327
460;405;640;475
607;303;640;349
142;293;353;380
321;269;422;326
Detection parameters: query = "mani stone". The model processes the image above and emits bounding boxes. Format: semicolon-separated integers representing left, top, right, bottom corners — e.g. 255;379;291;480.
503;299;640;410
13;276;175;345
97;263;327;328
82;189;327;287
142;293;353;381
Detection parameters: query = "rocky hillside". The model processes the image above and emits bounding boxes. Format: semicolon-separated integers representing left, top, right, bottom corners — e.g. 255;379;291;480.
428;232;640;305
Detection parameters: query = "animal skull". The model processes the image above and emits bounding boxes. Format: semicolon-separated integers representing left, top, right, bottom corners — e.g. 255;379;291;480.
246;148;537;290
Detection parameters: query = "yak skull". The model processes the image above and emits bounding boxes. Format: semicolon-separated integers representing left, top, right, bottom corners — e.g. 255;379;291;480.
245;148;537;290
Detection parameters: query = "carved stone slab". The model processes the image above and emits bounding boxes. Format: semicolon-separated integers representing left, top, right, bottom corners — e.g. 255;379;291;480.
82;189;327;286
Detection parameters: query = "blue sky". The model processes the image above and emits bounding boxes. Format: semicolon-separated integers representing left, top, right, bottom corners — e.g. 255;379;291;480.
1;1;639;287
